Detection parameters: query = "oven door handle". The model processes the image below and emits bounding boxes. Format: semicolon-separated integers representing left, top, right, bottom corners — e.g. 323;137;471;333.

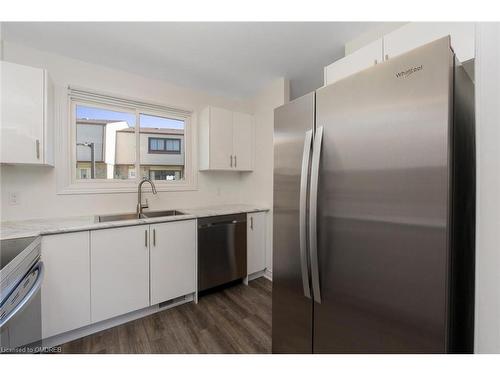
0;262;44;329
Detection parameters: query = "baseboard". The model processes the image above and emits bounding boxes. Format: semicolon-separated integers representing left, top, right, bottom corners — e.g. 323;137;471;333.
42;293;194;348
264;269;273;281
248;270;266;281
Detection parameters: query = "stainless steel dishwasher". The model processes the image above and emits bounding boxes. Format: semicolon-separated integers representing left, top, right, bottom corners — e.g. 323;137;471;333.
198;214;247;293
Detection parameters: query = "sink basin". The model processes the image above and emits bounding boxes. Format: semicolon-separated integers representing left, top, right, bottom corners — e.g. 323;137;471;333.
95;213;144;223
142;210;186;218
95;210;186;223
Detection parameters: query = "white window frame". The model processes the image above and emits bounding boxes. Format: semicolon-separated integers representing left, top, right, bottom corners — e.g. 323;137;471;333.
56;86;197;194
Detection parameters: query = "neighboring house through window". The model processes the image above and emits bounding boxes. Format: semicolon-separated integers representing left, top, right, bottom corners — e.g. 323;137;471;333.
65;87;194;193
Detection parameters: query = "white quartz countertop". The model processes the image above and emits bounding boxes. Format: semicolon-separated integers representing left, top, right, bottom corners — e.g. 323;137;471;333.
0;204;269;240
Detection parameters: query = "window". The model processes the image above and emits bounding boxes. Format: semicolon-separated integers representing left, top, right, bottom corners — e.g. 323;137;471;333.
78;167;91;179
148;169;181;181
75;105;136;180
64;88;194;193
139;113;185;182
148;138;181;154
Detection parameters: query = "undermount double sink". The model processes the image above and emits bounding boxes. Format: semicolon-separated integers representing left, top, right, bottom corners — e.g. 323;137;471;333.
95;210;187;223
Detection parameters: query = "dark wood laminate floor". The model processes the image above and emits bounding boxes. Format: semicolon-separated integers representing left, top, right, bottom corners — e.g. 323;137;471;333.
60;277;272;354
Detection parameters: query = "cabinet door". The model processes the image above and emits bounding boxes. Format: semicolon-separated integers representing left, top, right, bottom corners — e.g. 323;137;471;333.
247;212;267;275
150;220;196;305
324;38;383;86
209;106;234;169
91;226;150;323
41;232;91;339
383;22;475;63
1;61;45;164
233;112;254;171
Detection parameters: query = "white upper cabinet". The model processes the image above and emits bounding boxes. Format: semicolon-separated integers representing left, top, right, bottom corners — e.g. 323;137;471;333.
383;22;475;63
247;212;267;275
41;232;91;339
206;106;233;170
324;23;475;87
232;112;253;171
199;106;254;171
324;38;383;86
150;220;196;305
1;61;54;165
90;225;150;323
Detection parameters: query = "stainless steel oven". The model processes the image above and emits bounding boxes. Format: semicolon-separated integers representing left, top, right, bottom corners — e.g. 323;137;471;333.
1;236;44;353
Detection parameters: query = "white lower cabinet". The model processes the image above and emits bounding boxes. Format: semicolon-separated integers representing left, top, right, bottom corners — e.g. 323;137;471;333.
150;220;196;305
90;225;150;323
41;232;91;339
247;212;267;275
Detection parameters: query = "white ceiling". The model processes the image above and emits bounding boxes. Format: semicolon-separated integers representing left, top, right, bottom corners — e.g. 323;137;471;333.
3;22;386;99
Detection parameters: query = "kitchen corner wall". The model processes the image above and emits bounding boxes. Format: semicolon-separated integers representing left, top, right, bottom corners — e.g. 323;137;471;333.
248;78;290;275
474;22;500;354
0;42;285;231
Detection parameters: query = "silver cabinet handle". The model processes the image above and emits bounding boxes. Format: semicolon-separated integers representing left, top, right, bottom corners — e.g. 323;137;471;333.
145;229;148;247
234;155;237;168
250;216;254;230
36;139;40;159
309;126;323;303
230;155;233;167
153;228;156;247
299;129;313;299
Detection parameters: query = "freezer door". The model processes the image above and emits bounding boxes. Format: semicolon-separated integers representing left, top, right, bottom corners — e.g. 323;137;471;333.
272;92;315;353
314;37;453;353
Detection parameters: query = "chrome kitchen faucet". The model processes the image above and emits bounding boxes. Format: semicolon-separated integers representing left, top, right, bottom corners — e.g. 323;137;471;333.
137;177;158;218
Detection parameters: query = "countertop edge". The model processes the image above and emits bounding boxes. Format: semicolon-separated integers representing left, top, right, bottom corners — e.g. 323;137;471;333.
0;206;270;240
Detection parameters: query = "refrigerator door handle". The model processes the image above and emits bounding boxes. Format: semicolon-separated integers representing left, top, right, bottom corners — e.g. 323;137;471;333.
309;126;323;303
299;129;313;299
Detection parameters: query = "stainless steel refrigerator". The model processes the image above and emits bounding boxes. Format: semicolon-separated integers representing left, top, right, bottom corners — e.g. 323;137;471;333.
272;36;475;354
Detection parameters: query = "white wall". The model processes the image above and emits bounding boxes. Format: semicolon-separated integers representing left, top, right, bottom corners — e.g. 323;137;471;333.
0;23;3;60
474;22;500;354
248;78;290;276
0;41;278;221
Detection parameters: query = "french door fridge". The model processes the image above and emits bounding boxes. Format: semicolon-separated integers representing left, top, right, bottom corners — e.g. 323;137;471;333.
272;36;475;354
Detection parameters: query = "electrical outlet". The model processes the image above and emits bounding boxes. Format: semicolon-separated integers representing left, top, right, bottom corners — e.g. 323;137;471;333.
9;192;20;206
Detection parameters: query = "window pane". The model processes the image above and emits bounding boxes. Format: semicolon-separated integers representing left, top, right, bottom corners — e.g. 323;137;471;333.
166;139;180;152
157;138;165;150
76;105;136;180
149;138;158;151
139;114;185;181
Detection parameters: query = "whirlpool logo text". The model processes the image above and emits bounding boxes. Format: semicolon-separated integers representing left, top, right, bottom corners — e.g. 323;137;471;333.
395;65;423;78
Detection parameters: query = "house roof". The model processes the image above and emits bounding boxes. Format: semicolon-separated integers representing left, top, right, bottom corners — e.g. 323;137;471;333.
117;127;184;136
76;120;183;135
